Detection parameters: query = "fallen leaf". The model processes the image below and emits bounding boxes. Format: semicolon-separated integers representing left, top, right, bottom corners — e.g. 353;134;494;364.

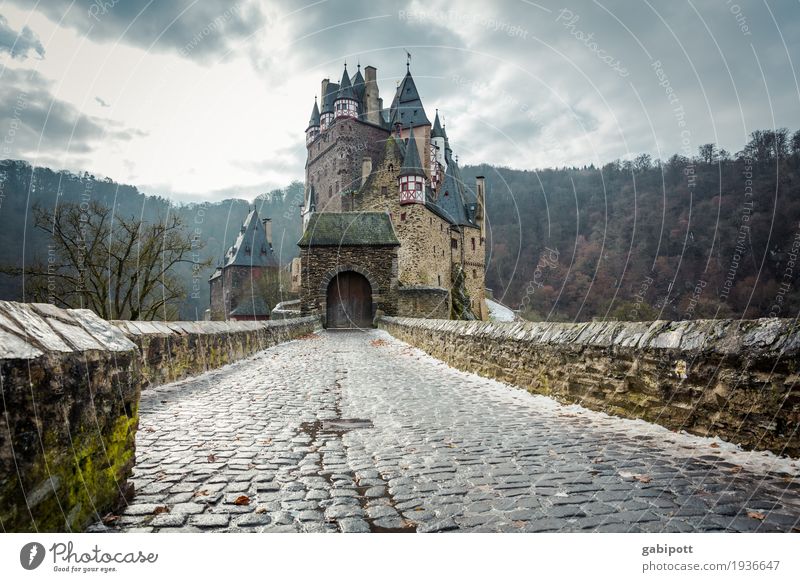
153;506;170;515
634;474;652;484
101;513;119;525
207;454;217;463
592;457;604;463
747;511;765;520
370;339;388;347
234;495;250;506
729;466;743;473
255;507;268;514
710;442;720;448
513;520;527;528
194;489;209;497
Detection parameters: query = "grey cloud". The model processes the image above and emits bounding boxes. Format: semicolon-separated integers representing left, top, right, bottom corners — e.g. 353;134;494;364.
10;0;265;61
0;14;45;59
0;68;146;161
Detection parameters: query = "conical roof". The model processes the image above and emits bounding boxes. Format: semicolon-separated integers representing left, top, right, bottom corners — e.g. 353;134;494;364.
307;98;320;128
352;65;365;101
399;126;425;177
336;65;356;101
390;68;430;129
431;110;445;138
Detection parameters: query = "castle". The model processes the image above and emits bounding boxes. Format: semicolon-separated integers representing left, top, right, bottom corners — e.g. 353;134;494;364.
296;60;488;327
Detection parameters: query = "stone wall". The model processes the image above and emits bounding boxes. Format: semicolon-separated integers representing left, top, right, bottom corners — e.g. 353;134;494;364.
378;316;800;457
397;287;450;319
112;316;319;389
0;301;141;532
0;301;320;531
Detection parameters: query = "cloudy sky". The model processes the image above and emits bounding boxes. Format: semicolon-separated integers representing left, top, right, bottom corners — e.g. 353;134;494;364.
0;0;798;202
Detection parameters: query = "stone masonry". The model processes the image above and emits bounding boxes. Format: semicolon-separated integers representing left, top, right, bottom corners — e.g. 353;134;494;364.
378;317;800;456
95;330;800;533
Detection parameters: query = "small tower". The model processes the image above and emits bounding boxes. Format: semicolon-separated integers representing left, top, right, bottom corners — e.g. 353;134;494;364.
431;110;447;169
399;126;426;205
306;97;320;145
334;64;359;119
320;80;335;130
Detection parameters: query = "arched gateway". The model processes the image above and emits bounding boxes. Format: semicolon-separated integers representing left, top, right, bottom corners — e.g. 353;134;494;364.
326;271;373;329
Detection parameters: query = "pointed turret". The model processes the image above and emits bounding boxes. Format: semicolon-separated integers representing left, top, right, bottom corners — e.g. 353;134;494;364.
430;109;447;172
307;98;320;128
389;67;430;129
334;64;359;119
431;110;445;138
352;63;366;104
398;126;426;205
306;97;320;145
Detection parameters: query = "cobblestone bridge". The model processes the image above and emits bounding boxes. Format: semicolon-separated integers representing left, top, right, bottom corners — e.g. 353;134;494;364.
95;330;800;533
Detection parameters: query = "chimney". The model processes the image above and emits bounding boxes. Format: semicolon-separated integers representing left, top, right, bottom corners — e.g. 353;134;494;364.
361;156;372;186
262;218;273;249
364;66;380;125
475;176;486;235
320;78;329;104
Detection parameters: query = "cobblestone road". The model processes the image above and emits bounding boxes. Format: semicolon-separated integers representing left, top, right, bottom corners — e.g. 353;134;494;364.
96;330;800;533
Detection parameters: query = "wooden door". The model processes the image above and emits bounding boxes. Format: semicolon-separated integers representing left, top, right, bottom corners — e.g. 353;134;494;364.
326;271;372;328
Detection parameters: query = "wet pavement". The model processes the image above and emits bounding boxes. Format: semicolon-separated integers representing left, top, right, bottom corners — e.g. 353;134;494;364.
92;330;800;533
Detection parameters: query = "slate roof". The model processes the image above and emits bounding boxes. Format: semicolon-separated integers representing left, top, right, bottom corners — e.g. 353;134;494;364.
223;208;279;268
307;98;320;128
336;65;357;101
431;110;445;138
352;66;366;102
298;212;400;247
432;151;477;228
389;69;430;129
399;126;425;177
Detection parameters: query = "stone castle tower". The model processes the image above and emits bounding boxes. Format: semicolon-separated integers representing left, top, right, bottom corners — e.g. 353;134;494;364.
209;207;279;320
297;60;487;328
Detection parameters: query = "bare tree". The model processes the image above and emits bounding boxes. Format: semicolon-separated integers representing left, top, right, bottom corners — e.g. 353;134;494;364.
4;200;209;320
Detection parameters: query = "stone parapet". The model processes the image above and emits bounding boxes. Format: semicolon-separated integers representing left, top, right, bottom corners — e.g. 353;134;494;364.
377;316;800;457
0;301;319;531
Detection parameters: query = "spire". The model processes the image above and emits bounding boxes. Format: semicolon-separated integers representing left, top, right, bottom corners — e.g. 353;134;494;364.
307;97;320;128
399;126;425;177
337;63;356;101
431;109;445;138
389;66;430;129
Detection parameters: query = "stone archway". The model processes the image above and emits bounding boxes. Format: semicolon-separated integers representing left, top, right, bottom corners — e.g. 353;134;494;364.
325;271;373;329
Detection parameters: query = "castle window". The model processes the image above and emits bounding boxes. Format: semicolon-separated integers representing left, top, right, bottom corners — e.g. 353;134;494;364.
381;186;388;196
473;269;477;279
400;212;407;221
388;164;394;172
444;190;449;197
433;245;436;256
471;237;476;251
438;274;441;286
451;239;458;249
